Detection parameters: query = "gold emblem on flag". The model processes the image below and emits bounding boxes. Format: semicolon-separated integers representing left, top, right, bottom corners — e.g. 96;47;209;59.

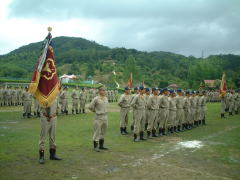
41;58;56;80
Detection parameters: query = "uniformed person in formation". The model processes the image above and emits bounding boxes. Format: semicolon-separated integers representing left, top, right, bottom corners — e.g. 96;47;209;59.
22;87;32;118
79;88;87;113
158;88;169;135
71;86;79;114
60;87;68;115
38;99;62;164
89;86;109;152
131;86;146;142
118;87;131;135
220;91;227;118
130;87;139;131
146;88;159;138
167;90;177;134
176;89;184;131
0;86;4;106
189;91;197;128
144;88;151;130
183;91;191;130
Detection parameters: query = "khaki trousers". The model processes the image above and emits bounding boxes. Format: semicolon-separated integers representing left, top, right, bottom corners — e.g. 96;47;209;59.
120;108;130;128
159;108;169;129
39;116;57;150
23;100;31;114
80;99;86;110
72;98;79;110
176;109;184;126
93;114;108;142
133;109;145;135
147;109;158;131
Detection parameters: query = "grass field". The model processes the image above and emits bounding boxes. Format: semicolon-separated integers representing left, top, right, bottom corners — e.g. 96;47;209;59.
0;102;240;180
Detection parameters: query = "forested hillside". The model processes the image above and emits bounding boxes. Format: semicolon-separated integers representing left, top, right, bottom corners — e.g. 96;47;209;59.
0;36;239;89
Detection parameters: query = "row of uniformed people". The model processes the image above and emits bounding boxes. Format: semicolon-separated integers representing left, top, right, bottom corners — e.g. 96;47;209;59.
207;91;221;102
118;86;208;142
0;86;25;106
220;89;240;118
58;87;119;115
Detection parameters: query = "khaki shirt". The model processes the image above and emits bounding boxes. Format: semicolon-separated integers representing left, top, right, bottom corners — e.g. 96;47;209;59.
175;95;184;109
22;91;32;101
71;90;79;99
147;95;159;110
118;94;131;108
159;95;169;109
89;95;108;115
169;97;177;111
131;94;146;110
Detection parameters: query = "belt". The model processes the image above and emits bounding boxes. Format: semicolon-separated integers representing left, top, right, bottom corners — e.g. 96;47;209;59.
43;113;56;121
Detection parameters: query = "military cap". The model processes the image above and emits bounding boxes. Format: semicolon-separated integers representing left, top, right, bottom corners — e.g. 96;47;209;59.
177;89;182;92
124;87;130;90
134;87;138;90
152;87;157;91
169;90;175;94
196;90;200;94
186;91;190;95
145;88;150;92
191;91;195;94
139;86;144;90
98;85;106;91
162;88;168;92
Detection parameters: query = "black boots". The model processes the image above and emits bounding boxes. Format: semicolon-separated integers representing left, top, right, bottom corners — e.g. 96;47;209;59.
120;127;128;135
37;112;40;117
93;141;100;152
145;123;148;131
49;148;62;160
140;131;146;140
76;109;79;114
99;139;108;150
229;112;233;116
72;110;74;114
221;113;225;118
83;109;85;113
39;150;45;164
131;125;134;131
152;129;158;137
147;131;151;138
27;113;32;118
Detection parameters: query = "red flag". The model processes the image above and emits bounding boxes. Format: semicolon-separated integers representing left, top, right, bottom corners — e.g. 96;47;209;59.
128;72;132;88
220;72;227;97
29;32;60;108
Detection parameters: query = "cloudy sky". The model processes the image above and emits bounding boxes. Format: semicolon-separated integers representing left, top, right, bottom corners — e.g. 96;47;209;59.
0;0;239;57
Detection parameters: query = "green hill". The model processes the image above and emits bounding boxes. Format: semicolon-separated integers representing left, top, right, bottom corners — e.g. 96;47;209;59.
0;36;239;89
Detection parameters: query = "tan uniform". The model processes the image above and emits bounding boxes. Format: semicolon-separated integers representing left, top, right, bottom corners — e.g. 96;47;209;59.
22;91;32;116
183;96;190;123
79;90;87;112
175;95;184;127
159;95;169;129
0;88;3;106
11;89;17;106
144;94;151;126
60;90;68;113
71;90;79;113
118;93;131;128
146;94;159;132
168;96;176;128
5;89;11;106
189;96;197;124
39;100;58;150
89;95;109;142
131;94;146;137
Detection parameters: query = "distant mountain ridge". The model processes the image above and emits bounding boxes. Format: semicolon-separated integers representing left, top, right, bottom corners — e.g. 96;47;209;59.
0;36;239;89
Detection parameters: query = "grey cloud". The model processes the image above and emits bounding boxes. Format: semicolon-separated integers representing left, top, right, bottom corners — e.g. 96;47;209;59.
7;0;240;57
